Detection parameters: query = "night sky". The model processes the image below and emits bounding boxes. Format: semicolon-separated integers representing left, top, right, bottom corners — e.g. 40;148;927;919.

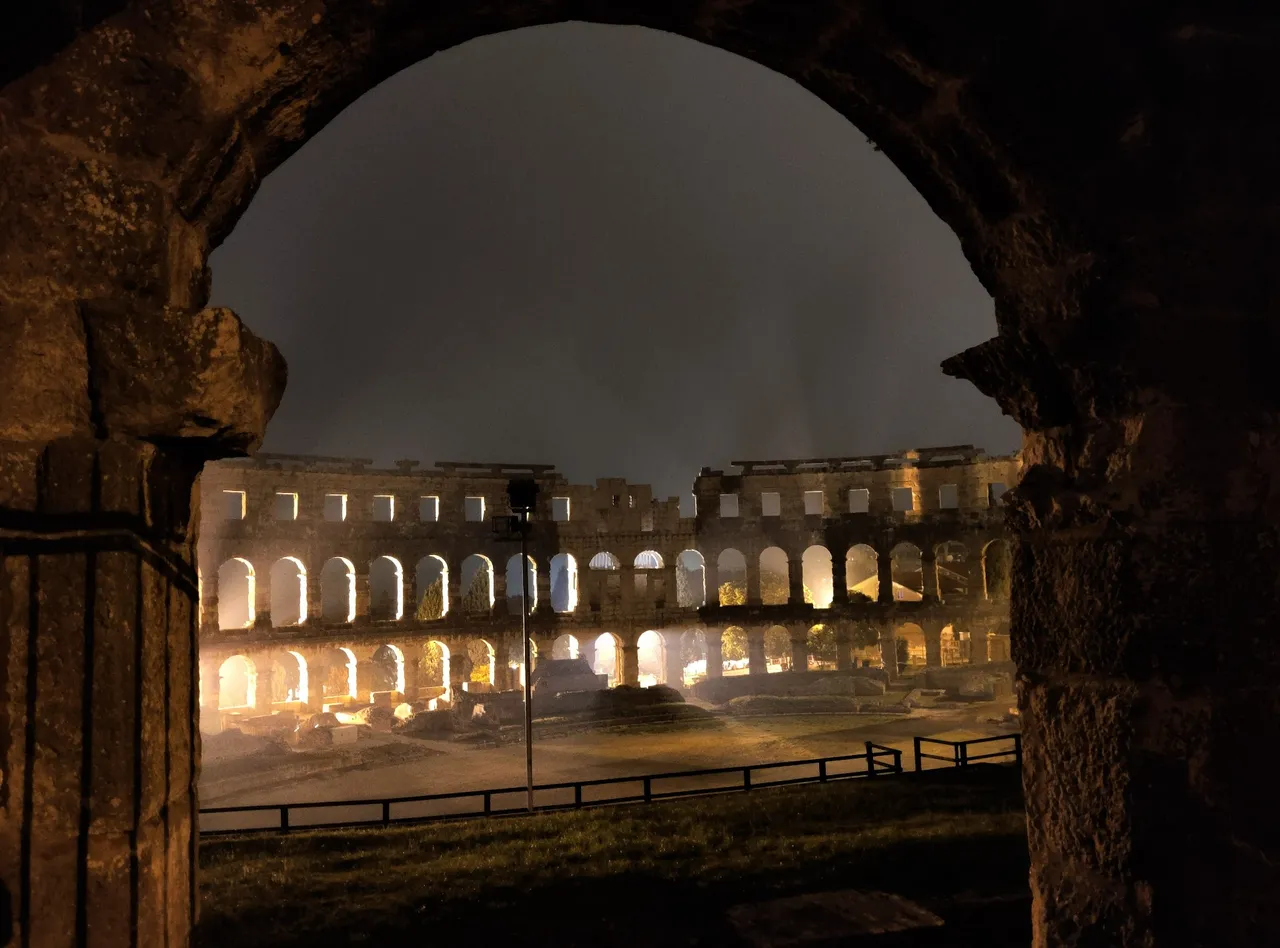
209;23;1019;499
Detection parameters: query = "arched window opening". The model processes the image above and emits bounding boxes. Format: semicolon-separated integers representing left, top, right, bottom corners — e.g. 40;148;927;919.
759;547;789;605
370;644;406;695
464;639;496;687
369;556;405;620
935;541;970;600
983;540;1012;601
807;625;838;671
216;558;255;630
415;555;449;619
681;629;708;687
217;655;257;709
896;623;927;671
423;641;451;693
459;554;495;614
717;549;747;605
634;550;664;570
845;545;879;601
317;647;357;703
269;556;307;627
721;627;749;675
552;633;579;660
890;543;924;601
268;650;309;704
637;630;666;687
588;551;620;570
507;639;536;689
592;633;621;687
940;624;970;666
505;554;538;613
676;550;706;607
765;625;791;672
802;546;833;608
320;557;356;623
549;553;579;613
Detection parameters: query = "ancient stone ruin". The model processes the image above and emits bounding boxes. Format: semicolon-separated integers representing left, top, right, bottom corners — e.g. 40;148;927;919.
2;3;1278;946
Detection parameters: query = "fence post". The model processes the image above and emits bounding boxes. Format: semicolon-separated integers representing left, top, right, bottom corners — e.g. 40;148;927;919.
280;807;289;831
819;759;828;783
484;792;491;816
743;767;752;792
893;748;903;774
958;741;968;768
574;784;583;807
913;736;923;773
643;777;652;802
865;742;876;778
1014;733;1023;767
382;800;391;825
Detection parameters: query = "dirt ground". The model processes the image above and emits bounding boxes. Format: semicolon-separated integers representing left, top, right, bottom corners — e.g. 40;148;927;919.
199;700;1017;819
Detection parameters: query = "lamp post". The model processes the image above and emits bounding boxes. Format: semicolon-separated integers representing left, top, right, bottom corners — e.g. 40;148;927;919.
496;478;539;811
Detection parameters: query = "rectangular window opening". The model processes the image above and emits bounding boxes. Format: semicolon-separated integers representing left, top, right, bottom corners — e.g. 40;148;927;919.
465;496;486;522
323;493;347;522
988;482;1008;507
223;490;246;521
848;488;870;514
803;490;824;516
891;487;915;512
273;492;298;521
938;484;959;509
552;497;571;522
419;496;440;522
719;493;739;518
372;494;395;522
761;492;781;517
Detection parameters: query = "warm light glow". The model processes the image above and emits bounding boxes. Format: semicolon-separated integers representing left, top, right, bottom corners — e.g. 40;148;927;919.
218;655;257;709
217;557;256;630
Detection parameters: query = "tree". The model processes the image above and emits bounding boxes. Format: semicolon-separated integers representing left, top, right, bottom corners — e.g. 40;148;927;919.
722;627;748;661
467;640;492;683
416;578;445;620
807;624;838;663
461;566;491;613
722;573;811;606
764;627;791;665
680;631;707;665
423;641;445;685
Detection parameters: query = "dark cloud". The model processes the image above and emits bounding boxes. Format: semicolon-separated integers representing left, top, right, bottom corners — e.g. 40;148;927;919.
210;22;1019;499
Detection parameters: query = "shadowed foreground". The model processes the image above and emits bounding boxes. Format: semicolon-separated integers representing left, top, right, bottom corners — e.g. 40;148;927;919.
199;767;1029;947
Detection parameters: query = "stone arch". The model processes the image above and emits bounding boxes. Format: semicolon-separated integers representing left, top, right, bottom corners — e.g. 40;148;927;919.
317;646;357;703
983;539;1012;601
588;551;620;570
269;556;307;627
716;548;747;605
267;650;309;704
505;553;537;613
465;639;496;686
637;630;666;687
634;550;664;569
680;629;708;687
549;552;579;613
764;625;791;672
934;541;970;600
459;554;495;614
676;550;706;608
424;641;451;702
801;545;833;608
807;624;838;671
940;623;969;666
414;555;449;619
759;546;789;605
320;557;356;623
369;555;405;620
217;655;257;710
721;627;749;675
552;633;579;660
216;558;255;630
896;622;927;670
890;543;924;601
369;644;406;695
845;545;879;601
592;632;622;687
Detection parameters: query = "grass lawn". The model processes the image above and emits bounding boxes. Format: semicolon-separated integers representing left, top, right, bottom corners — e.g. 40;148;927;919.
198;767;1030;947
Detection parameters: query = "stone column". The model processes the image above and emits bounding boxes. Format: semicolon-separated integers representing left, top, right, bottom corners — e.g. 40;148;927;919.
620;642;640;686
705;629;724;679
878;624;898;680
787;556;805;605
200;567;220;631
353;570;371;625
789;627;808;673
578;634;597;674
748;628;768;675
401;649;422;701
304;562;323;624
664;635;685;688
835;622;854;672
402;567;418;622
876;547;894;603
746;555;762;605
921;549;939;602
830;551;849;606
923;621;943;668
701;555;718;606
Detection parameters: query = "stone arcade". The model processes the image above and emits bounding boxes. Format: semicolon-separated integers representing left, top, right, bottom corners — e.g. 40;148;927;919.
196;446;1017;723
2;4;1278;946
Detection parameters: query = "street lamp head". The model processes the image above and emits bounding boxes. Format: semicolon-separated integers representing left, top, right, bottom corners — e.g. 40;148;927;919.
507;477;539;514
